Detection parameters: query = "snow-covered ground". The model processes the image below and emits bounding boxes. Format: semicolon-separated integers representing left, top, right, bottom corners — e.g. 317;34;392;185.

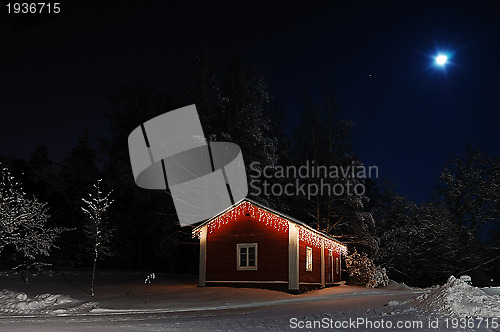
0;270;391;314
0;271;499;331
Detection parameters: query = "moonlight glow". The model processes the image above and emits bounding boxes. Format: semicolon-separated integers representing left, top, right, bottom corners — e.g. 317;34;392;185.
435;54;448;66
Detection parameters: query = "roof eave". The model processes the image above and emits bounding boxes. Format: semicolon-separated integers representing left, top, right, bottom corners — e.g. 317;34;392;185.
191;197;346;247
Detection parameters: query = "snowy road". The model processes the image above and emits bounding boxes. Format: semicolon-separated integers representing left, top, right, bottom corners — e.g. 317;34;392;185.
0;292;420;331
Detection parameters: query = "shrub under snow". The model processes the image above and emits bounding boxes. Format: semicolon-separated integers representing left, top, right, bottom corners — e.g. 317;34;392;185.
345;249;389;288
367;266;389;288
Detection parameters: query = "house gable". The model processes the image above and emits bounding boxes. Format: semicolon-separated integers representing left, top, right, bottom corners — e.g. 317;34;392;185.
193;200;289;238
193;199;347;256
202;202;289;282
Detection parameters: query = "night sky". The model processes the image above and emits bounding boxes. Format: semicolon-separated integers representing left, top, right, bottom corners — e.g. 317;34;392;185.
2;0;500;203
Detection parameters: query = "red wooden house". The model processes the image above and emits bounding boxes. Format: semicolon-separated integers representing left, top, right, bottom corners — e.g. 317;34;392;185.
192;198;347;291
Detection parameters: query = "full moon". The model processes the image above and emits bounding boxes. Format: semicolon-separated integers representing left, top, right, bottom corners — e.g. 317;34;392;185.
436;55;448;66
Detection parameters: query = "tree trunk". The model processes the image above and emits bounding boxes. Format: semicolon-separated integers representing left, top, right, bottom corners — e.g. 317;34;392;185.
25;258;29;284
91;249;98;296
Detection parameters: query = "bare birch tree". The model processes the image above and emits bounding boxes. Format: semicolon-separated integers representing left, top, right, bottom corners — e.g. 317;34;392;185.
81;179;114;296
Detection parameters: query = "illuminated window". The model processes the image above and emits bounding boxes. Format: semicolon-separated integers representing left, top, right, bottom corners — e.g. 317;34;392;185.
336;257;339;274
237;243;258;270
306;247;313;272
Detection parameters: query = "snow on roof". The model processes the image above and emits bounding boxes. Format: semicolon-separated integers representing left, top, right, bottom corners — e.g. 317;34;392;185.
192;198;347;254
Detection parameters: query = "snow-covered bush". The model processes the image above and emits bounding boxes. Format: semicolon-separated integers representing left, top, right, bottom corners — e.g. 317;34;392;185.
345;249;388;288
345;249;371;286
367;266;389;288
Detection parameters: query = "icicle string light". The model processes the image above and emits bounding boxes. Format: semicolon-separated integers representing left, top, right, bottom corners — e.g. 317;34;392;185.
192;201;347;255
298;226;347;255
197;201;289;235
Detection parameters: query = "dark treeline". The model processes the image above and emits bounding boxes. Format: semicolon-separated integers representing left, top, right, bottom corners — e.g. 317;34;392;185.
1;54;499;287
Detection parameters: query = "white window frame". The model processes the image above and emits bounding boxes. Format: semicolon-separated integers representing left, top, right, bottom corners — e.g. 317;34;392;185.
306;246;313;272
237;243;258;270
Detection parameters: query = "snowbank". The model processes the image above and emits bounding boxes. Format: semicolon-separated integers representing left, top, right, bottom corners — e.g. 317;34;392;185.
483;286;500;298
0;289;96;315
409;276;500;318
384;280;415;291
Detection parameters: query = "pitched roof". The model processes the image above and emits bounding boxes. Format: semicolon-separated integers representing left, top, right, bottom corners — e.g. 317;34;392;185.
192;197;346;249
